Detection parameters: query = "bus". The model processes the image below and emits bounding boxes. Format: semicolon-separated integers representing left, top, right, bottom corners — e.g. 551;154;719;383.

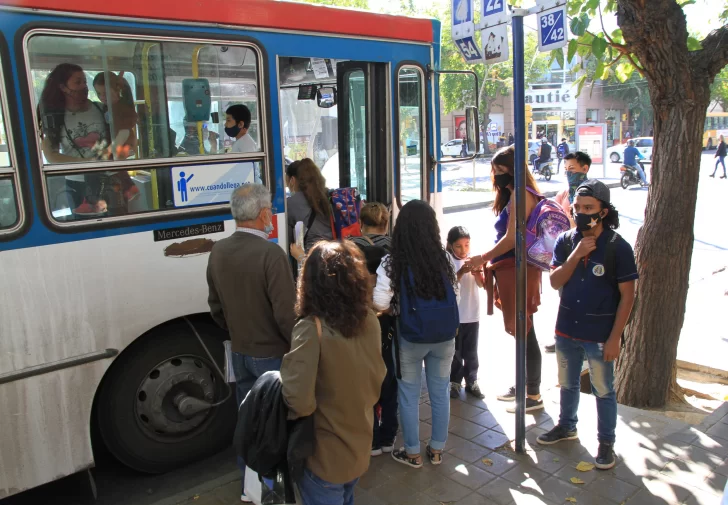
703;111;728;149
0;0;478;498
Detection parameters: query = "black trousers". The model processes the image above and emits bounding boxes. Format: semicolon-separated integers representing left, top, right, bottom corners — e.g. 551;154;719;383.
525;323;542;396
373;314;398;447
450;322;480;386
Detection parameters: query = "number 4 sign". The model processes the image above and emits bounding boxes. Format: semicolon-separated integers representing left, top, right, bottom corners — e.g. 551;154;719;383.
537;5;568;52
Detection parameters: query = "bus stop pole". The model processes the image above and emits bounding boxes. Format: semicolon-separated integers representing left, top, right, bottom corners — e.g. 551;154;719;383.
511;11;527;454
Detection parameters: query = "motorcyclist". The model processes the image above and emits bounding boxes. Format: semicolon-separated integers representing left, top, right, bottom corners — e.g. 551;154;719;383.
623;139;648;187
533;137;552;173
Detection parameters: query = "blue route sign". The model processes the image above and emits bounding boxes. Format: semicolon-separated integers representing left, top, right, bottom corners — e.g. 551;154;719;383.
452;0;483;62
455;36;483;63
537;5;568;52
481;0;508;25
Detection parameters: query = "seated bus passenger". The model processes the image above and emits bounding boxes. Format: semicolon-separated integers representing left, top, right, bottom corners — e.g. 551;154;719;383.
179;119;219;155
225;104;257;153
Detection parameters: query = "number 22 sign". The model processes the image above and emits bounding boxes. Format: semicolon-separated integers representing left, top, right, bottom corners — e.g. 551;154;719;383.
537;5;568;52
481;0;509;26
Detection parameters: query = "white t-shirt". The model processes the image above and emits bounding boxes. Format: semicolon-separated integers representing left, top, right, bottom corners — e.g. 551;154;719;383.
60;103;108;159
448;252;480;324
231;134;257;153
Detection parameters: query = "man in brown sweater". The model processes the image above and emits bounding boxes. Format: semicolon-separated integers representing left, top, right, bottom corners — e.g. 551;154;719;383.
206;183;296;503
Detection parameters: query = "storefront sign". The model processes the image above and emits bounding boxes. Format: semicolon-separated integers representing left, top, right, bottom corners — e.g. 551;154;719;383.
525;86;577;108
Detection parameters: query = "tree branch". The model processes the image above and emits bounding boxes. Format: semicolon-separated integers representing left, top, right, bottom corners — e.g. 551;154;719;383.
695;24;728;80
598;1;627;51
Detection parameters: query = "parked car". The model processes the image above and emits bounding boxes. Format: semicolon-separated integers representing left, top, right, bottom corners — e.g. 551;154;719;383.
607;137;653;163
440;138;484;157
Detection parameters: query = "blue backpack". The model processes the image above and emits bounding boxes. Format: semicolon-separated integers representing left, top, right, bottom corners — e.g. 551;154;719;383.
397;269;459;344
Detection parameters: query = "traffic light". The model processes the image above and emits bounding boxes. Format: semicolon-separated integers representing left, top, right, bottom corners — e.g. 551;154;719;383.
622;113;628;121
525;104;533;124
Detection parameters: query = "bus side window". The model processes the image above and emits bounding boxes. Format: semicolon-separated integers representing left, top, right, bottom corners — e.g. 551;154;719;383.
0;61;21;233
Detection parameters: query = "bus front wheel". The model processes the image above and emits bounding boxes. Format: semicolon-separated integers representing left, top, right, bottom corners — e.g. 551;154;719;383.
95;319;236;474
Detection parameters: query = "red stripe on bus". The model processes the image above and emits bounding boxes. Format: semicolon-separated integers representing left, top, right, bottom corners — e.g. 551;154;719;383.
1;0;434;43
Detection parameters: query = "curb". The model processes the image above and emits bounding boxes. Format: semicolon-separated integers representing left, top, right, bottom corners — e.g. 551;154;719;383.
443;181;623;214
145;470;239;505
677;359;728;381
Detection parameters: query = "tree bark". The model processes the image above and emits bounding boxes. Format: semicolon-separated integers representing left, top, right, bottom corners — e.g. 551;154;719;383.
614;0;722;408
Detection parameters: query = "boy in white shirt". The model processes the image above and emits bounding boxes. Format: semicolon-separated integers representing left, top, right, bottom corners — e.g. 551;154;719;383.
225;104;257;153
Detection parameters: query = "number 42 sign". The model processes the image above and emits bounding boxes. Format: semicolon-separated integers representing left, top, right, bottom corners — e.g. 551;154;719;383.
537;5;568;52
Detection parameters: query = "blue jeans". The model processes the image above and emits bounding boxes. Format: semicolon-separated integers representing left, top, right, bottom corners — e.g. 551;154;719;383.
714;156;727;177
298;468;358;505
555;336;617;443
233;353;283;490
628;163;647;184
396;337;456;454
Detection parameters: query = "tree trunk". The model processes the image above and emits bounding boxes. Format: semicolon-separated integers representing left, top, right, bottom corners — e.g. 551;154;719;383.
615;1;714;407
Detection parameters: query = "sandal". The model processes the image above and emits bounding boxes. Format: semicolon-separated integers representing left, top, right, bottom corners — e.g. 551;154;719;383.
426;445;443;465
391;448;423;469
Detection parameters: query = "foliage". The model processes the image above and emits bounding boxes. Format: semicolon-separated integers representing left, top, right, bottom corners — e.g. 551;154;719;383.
711;65;728;110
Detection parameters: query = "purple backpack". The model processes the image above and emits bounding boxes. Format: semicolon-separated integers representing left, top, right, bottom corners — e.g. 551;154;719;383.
526;197;570;271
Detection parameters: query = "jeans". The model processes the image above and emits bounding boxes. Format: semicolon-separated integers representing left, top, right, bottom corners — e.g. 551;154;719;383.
396;337;456;454
298;468;358;505
628;163;647;184
714;156;727;177
450;322;480;386
233;353;283;490
373;328;399;447
555;336;617;443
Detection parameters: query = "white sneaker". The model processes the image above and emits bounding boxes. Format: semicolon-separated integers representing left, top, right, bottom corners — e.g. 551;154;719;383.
241;493;253;503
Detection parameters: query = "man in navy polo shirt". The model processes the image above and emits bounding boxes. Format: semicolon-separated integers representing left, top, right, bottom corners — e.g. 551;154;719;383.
536;180;638;470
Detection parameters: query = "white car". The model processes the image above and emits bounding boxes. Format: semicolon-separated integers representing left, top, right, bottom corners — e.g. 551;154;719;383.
440;138;485;158
528;141;556;163
607;137;653;163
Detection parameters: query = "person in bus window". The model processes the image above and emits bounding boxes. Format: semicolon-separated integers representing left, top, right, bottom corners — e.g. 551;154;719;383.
225;104;257;153
38;63;111;214
179;119;219;155
287;159;334;262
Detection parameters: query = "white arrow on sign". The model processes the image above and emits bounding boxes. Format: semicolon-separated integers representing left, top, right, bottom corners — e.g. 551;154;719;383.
482;23;509;65
537;4;568;52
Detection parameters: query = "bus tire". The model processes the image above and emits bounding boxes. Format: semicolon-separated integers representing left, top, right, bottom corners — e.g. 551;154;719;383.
95;320;236;474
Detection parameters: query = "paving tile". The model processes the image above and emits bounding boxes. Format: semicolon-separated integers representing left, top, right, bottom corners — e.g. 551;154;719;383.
472;430;512;451
683;486;725;505
689;432;728;459
449;416;489;440
538;440;591;462
471;410;502;429
707;422;728;441
210;481;241;504
394;491;441;505
521;449;568;475
431;454;470;476
449;464;498;490
625;475;693;505
476;476;521;505
451;401;488;420
587;474;640;504
369;479;419;505
376;456;421;480
357;466;393;490
715;457;728;477
523;428;549;452
661;459;716;489
423;474;472;502
533;476;584;504
474;450;521;476
448;440;493;463
397;465;440;490
552;462;601;486
608;461;658;487
663;428;700;446
355;488;386;505
510;492;558;505
448;434;478;451
704;471;727;497
456;492;500;505
501;466;550;486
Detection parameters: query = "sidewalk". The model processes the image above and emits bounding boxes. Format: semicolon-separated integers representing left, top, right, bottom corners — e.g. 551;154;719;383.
442;162;625;212
169;388;728;505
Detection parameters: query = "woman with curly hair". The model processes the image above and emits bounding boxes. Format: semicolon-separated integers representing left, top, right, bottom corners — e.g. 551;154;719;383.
287;158;335;262
373;200;459;469
281;240;385;504
467;145;545;413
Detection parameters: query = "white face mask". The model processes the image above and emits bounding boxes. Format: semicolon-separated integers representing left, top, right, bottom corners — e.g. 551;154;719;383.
263;208;274;235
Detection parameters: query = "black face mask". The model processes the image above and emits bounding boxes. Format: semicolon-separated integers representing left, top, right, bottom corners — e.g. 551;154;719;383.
494;173;513;191
225;125;242;138
574;211;603;232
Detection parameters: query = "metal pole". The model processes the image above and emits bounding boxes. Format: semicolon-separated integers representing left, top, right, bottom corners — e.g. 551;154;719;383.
511;12;527;454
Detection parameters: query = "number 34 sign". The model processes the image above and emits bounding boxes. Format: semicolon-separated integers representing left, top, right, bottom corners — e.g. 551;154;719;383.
537;5;568;52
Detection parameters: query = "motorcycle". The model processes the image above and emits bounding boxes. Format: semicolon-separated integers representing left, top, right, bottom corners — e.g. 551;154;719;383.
532;160;552;181
620;161;646;189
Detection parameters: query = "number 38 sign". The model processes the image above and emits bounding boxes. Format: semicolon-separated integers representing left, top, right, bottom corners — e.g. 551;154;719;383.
537;5;568;52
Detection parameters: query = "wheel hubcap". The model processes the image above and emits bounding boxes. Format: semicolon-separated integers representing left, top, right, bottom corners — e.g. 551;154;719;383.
135;356;217;441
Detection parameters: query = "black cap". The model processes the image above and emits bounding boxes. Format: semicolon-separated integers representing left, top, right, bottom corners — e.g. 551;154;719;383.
576;179;610;204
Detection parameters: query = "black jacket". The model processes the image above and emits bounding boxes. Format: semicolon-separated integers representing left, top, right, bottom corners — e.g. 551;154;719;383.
717;141;727;158
234;371;315;481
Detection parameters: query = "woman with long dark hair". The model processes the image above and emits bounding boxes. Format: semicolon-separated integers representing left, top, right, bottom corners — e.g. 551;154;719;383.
287;158;334;262
373;200;459;469
467;145;545;413
281;241;385;504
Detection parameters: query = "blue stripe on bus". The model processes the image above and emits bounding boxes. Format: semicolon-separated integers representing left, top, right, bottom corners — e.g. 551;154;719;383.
0;12;438;252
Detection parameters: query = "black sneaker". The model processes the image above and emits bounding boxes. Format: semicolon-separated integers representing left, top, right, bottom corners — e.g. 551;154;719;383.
465;381;485;399
595;442;616;469
537;425;579;445
506;397;544;413
544;343;556;353
450;382;462;398
497;386;516;402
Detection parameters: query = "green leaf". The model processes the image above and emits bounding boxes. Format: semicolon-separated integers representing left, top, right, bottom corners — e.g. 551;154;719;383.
610;29;624;44
592;36;608;58
570;13;590;36
574;75;588;98
600;65;610;81
615;62;635;83
595;60;605;81
687;36;703;51
567;39;578;64
584;0;600;13
678;0;696;6
554;48;565;69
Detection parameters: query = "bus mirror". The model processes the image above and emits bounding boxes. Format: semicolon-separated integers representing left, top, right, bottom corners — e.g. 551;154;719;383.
317;86;337;108
465;106;480;156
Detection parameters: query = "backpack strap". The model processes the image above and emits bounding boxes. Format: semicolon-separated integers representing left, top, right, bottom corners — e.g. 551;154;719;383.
362;235;375;246
604;230;619;290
